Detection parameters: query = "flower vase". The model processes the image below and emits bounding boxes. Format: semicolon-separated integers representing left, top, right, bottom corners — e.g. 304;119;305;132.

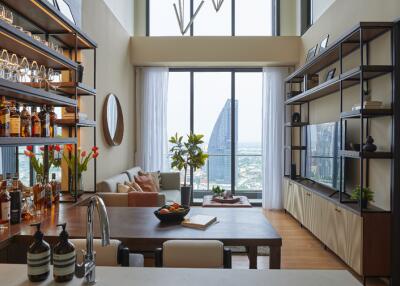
69;174;84;199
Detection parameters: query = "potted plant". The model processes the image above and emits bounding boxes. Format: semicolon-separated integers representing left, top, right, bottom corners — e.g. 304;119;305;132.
62;144;99;197
169;133;208;206
211;186;225;198
350;186;374;208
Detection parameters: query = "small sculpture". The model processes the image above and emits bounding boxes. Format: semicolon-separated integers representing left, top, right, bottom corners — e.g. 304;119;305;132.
223;190;233;199
363;136;377;152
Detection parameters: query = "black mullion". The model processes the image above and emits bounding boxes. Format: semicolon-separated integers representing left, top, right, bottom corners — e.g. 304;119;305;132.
273;0;280;36
231;72;236;194
231;0;235;36
146;0;150;36
190;0;194;36
190;71;194;204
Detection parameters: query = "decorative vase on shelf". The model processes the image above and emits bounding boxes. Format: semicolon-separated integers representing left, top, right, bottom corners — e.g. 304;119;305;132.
363;136;377;152
68;174;84;199
361;198;369;209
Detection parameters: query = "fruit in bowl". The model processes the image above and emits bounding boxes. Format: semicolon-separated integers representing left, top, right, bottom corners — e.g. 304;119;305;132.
154;202;190;223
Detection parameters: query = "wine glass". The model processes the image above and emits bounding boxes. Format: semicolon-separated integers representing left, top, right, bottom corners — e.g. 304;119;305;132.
18;57;30;83
9;53;19;82
30;61;39;83
3;8;13;25
38;65;46;89
0;5;5;22
0;49;10;80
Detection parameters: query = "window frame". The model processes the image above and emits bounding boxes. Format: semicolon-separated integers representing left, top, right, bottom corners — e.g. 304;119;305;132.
146;0;280;36
168;68;263;206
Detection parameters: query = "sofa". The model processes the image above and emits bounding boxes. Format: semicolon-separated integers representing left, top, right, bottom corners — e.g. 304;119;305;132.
96;167;181;207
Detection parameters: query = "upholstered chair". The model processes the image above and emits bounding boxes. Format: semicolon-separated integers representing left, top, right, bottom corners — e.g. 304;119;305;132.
155;240;232;268
71;239;144;267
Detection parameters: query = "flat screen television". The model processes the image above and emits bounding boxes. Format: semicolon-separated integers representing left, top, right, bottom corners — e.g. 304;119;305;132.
303;122;341;189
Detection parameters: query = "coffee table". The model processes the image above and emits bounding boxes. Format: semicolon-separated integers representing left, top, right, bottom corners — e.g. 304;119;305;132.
22;206;282;269
202;195;252;208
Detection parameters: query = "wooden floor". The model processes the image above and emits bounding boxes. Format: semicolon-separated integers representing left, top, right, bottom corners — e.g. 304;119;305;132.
145;209;387;285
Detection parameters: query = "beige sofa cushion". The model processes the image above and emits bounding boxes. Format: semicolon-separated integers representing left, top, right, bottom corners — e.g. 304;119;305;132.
163;240;224;268
125;167;142;182
97;173;130;193
72;239;121;266
98;192;166;207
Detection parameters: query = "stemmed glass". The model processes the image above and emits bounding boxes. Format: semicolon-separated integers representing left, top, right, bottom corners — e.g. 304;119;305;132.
0;49;10;80
3;9;13;25
38;65;46;88
30;61;39;83
47;68;62;90
18;57;30;83
9;53;19;82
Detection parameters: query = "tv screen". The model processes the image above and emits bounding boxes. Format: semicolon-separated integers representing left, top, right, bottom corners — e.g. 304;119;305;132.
304;122;341;189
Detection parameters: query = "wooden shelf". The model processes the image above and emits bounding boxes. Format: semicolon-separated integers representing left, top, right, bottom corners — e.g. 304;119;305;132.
284;122;309;127
0;78;77;107
285;146;307;150
340;150;392;159
25;82;96;96
56;118;96;128
286;22;393;82
0;137;77;146
285;65;393;105
2;0;97;49
341;109;392;119
0;20;76;70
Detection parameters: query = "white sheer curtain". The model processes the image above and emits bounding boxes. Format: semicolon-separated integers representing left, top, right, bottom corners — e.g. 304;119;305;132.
136;67;169;172
262;67;288;209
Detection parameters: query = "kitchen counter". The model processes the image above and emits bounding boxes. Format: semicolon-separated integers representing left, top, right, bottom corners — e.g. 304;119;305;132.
0;264;362;286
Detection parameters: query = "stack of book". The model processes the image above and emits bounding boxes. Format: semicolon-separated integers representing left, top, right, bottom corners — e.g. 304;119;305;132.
352;100;383;111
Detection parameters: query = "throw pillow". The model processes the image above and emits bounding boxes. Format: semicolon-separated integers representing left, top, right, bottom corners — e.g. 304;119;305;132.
134;174;158;193
117;183;133;193
124;181;143;192
138;171;161;192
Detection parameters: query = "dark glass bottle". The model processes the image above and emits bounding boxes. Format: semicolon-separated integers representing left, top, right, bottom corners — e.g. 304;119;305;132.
49;106;57;138
51;173;60;203
27;223;50;282
0;97;10;137
0;176;10;224
53;223;75;282
10;102;20;137
31;107;41;137
43;175;52;210
20;104;31;137
10;175;21;224
39;105;50;138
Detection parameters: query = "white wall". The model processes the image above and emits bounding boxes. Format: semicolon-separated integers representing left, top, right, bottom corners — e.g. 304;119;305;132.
103;0;135;35
311;0;335;24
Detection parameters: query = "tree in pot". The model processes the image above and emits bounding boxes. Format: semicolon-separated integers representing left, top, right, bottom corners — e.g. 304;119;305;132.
169;133;208;206
350;186;374;209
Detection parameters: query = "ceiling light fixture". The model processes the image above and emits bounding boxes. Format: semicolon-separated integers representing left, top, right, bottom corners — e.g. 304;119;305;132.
173;0;205;35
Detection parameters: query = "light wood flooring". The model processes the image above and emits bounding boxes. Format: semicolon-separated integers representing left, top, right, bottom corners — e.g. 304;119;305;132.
145;209;387;285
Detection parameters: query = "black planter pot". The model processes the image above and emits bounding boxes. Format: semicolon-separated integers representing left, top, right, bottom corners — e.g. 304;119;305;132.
180;186;192;206
77;62;84;83
361;199;368;209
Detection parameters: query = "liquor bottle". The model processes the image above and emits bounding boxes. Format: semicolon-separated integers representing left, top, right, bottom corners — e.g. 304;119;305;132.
33;175;44;214
10;175;21;224
39;105;50;138
49;106;57;138
31;107;41;137
53;223;75;282
10;102;20;137
27;223;50;282
43;175;52;209
0;174;11;224
0;97;10;137
20;104;31;137
50;173;60;203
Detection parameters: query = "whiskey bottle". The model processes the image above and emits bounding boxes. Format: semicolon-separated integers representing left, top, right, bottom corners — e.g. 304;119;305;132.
43;175;52;210
49;106;57;138
20;104;31;137
31;107;41;137
39;105;50;138
10;102;21;137
0;174;11;224
10;175;22;224
0;97;10;137
50;173;60;203
33;175;44;214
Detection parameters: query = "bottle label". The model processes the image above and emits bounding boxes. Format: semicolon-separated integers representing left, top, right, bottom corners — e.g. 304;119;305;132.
10;118;20;135
33;122;41;136
53;250;76;276
1;201;10;221
0;114;10;130
27;250;51;276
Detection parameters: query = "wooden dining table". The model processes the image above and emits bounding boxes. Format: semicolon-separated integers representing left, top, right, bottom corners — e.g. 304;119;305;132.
16;206;282;269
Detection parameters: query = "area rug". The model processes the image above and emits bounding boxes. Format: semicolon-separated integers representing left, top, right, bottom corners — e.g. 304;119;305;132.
230;246;269;256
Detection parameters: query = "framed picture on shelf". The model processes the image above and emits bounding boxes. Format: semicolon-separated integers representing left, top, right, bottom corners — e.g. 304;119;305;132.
306;44;318;62
325;68;336;81
318;34;330;54
55;0;76;25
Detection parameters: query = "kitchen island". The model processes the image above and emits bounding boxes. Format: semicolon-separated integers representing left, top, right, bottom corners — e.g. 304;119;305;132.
0;264;361;286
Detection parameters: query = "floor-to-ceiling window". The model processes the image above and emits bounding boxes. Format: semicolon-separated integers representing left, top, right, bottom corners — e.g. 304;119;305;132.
166;69;263;204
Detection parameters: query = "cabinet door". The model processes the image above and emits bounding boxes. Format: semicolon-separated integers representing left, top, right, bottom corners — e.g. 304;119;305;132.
309;193;328;242
345;210;363;275
291;183;304;223
302;189;313;230
325;203;347;261
283;178;290;210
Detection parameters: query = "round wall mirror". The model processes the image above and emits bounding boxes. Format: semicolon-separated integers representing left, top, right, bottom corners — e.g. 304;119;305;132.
103;93;124;146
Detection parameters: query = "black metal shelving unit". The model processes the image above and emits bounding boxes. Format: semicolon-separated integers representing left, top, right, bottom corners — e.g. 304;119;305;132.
0;0;97;202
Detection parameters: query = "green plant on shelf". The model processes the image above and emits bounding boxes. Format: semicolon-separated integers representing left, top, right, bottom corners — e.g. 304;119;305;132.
350;186;374;202
211;186;225;197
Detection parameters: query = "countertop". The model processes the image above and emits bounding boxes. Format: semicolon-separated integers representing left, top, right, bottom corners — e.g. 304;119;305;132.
0;264;362;286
